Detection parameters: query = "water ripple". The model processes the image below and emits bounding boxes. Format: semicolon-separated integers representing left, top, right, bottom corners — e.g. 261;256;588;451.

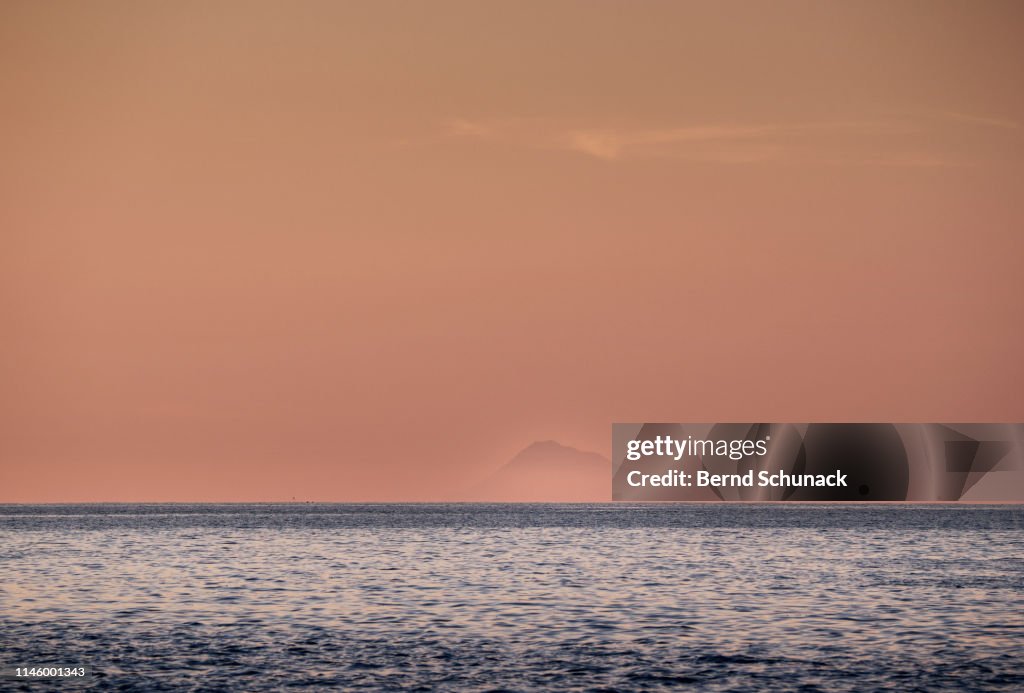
0;504;1022;690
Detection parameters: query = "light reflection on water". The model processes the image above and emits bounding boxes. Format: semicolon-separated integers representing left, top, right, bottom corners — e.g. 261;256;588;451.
1;504;1022;690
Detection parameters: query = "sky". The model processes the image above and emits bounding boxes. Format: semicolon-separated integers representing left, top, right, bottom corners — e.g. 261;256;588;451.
2;1;1023;501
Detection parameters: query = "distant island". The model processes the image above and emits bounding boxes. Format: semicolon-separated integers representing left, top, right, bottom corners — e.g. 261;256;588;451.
467;440;609;502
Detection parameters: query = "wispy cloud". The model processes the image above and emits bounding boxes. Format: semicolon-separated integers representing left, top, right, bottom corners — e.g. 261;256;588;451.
441;111;1019;167
563;124;778;161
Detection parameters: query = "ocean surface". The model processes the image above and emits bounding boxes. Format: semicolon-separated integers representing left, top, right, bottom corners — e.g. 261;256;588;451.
1;504;1022;691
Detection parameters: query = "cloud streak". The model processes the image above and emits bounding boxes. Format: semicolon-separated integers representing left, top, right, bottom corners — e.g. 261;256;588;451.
442;112;1020;167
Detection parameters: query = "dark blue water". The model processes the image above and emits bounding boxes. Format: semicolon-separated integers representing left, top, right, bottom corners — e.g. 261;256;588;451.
1;504;1022;691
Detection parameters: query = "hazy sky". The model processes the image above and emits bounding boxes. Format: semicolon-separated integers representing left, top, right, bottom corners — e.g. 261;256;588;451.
2;1;1023;501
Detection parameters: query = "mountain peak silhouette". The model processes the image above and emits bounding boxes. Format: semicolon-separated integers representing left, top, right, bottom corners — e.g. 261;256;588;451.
469;441;610;502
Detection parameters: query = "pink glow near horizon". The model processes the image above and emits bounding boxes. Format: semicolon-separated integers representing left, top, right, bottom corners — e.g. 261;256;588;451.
2;1;1023;501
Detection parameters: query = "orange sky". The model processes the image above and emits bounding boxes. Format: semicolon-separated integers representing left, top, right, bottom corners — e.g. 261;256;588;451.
2;1;1023;501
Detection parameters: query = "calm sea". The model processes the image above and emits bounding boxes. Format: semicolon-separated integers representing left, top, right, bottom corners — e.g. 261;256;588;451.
1;504;1022;691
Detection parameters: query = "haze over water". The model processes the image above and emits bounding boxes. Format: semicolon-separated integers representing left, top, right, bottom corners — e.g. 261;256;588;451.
2;504;1022;691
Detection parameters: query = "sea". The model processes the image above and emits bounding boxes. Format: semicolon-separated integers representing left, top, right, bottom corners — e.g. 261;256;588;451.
1;504;1022;691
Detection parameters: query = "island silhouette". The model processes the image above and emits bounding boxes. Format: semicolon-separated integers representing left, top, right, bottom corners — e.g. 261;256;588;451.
467;440;609;502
